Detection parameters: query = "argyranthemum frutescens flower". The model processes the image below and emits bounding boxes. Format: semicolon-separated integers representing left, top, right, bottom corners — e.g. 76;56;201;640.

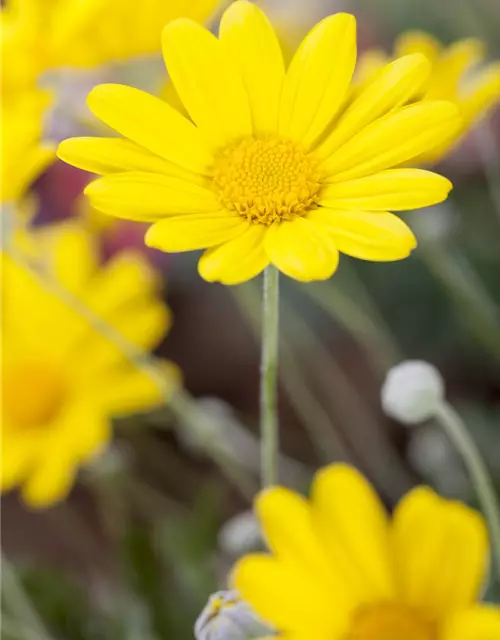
232;463;500;640
58;1;461;284
1;0;223;75
357;31;500;164
1;224;180;508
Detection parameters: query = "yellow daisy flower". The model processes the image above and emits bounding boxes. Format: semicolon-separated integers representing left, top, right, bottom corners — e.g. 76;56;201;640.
1;0;223;76
357;31;500;164
232;463;500;640
1;223;180;508
1;89;55;205
58;1;461;284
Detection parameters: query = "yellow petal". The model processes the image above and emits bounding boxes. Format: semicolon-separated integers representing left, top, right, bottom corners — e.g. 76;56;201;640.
321;101;461;182
395;31;442;64
219;1;285;134
318;169;452;210
85;172;220;221
315;54;431;160
442;606;500;640
425;38;485;102
91;361;181;415
264;218;339;281
21;446;78;509
42;224;98;294
57;137;205;184
198;224;268;284
87;84;213;175
461;62;500;128
278;13;357;148
392;486;489;615
231;554;347;634
311;464;395;599
162;18;252;150
145;213;248;252
1;431;42;493
308;209;416;261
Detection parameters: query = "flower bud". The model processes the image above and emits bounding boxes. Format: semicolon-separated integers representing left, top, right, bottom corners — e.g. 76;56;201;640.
195;591;274;640
218;510;262;556
381;360;444;424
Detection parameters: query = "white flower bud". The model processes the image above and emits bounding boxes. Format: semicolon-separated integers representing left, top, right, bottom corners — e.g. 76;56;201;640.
195;591;274;640
381;360;444;424
218;511;262;556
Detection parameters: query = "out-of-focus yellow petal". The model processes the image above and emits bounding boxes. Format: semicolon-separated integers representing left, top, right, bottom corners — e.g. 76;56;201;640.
392;486;489;616
308;209;416;262
278;13;357;148
264;218;339;281
145;213;248;252
320;102;461;182
198;224;268;284
86;84;214;175
40;224;98;294
394;30;442;64
311;464;395;599
317;169;452;211
442;606;500;640
461;62;500;127
162;18;252;150
315;54;431;160
219;1;285;134
85;172;220;220
425;38;485;102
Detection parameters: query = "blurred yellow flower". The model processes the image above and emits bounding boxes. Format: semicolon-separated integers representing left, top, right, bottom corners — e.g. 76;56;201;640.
0;89;55;205
59;1;460;284
357;32;500;164
1;0;223;78
1;224;180;508
233;463;500;640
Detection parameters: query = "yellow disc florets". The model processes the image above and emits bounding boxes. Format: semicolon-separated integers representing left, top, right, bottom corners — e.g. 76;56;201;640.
3;362;68;429
213;135;321;225
347;603;437;640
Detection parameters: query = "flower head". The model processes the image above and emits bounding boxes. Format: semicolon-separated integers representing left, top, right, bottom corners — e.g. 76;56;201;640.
381;359;445;424
195;590;274;640
357;31;500;164
1;0;222;76
58;1;460;284
1;223;179;507
232;463;500;639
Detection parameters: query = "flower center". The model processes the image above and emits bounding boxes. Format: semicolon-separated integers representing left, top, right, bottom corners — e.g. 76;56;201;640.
2;362;68;429
212;135;321;225
346;603;437;640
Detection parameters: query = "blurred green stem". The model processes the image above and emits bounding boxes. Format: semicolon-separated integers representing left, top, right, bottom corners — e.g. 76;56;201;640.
301;271;400;373
435;401;500;578
1;557;54;640
260;266;280;487
421;243;500;363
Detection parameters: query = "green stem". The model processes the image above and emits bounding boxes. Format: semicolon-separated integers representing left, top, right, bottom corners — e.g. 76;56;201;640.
260;266;280;487
435;401;500;578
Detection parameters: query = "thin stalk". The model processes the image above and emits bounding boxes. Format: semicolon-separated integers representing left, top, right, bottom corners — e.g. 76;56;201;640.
435;401;500;578
260;266;280;487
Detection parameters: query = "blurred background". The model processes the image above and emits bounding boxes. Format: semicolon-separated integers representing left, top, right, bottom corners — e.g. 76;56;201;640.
2;0;500;638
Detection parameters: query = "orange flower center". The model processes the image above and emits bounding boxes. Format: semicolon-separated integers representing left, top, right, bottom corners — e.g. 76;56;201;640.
212;135;321;225
346;603;437;640
2;362;68;429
